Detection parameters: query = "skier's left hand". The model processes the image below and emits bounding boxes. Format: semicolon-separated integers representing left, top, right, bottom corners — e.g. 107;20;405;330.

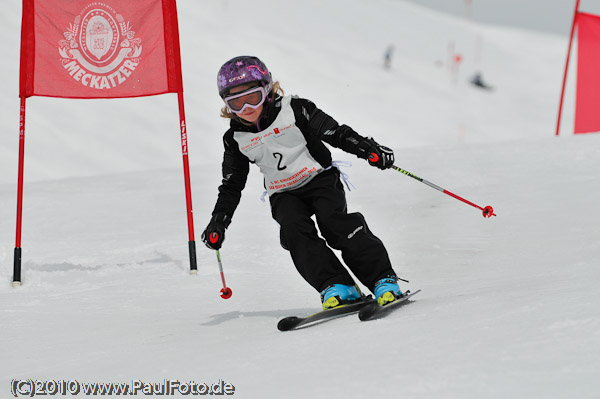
368;144;395;170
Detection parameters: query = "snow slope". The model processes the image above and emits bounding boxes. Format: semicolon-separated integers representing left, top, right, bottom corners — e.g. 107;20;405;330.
1;1;599;398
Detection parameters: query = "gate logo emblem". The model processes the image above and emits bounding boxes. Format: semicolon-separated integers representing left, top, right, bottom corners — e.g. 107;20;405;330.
58;3;143;90
82;11;117;62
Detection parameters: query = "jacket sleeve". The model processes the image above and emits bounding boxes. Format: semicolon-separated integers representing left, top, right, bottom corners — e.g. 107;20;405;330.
211;130;250;223
290;97;379;160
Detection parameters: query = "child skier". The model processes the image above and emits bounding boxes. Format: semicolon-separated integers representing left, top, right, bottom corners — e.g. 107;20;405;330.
202;55;403;309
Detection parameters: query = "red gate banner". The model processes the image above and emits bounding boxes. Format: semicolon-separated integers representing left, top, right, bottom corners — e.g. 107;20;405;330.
575;12;600;134
20;0;182;99
13;0;197;286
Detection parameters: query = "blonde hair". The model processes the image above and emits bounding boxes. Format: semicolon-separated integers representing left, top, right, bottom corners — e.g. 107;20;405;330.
220;81;284;120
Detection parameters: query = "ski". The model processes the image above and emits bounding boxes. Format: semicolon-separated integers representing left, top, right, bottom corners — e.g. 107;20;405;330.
358;289;421;321
277;297;374;331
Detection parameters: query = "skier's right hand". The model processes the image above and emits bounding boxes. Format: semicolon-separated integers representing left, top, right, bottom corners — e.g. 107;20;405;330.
201;213;230;250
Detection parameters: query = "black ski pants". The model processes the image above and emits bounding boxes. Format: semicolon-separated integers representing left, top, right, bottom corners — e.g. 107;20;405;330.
270;168;396;293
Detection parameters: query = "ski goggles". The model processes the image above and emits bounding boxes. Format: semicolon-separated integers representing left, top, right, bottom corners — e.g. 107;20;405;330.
222;86;268;113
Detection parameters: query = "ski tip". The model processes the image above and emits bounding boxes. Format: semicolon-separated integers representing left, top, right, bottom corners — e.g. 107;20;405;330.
277;316;301;332
358;303;379;321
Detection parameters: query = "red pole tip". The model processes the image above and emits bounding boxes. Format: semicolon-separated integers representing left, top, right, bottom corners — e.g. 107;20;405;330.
220;287;233;299
482;206;495;218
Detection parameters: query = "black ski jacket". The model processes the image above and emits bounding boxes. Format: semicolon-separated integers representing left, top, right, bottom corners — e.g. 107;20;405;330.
211;95;377;222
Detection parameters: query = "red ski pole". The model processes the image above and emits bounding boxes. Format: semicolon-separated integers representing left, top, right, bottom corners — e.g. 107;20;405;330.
215;250;233;299
387;162;496;218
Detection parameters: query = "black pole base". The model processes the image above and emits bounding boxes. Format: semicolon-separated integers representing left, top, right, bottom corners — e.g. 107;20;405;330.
12;247;22;286
188;240;197;274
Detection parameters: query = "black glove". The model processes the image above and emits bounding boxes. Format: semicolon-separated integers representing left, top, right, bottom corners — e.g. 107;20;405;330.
201;213;231;250
354;137;395;170
367;144;394;170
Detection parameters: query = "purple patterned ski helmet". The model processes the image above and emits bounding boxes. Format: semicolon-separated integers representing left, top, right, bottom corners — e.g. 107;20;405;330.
217;56;273;98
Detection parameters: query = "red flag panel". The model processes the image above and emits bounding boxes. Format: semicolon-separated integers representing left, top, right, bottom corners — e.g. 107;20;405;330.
575;12;600;134
20;0;182;99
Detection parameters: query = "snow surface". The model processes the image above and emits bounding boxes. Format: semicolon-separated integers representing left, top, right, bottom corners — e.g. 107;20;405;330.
1;0;599;398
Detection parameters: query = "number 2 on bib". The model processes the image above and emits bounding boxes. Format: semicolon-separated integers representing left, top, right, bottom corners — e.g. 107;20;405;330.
273;152;287;171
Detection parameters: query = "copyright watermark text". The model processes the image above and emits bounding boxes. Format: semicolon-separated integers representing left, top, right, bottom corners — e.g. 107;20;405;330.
10;379;235;397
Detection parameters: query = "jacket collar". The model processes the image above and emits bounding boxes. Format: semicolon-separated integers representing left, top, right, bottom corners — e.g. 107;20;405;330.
230;95;283;133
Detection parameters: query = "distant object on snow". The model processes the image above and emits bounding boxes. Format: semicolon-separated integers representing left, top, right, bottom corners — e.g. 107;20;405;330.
383;45;394;70
470;72;494;91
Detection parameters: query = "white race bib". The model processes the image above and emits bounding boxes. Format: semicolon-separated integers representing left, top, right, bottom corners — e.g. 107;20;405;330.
233;96;323;196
